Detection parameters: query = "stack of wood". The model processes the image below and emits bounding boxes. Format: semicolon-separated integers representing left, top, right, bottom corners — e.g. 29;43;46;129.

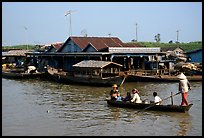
174;62;202;75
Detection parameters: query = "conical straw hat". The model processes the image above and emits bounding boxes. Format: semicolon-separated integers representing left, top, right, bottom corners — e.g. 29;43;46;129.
177;73;186;80
112;84;118;88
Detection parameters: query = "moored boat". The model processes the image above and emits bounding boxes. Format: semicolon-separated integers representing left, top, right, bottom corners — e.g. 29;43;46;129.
127;74;202;82
2;68;46;79
106;99;193;113
47;60;126;86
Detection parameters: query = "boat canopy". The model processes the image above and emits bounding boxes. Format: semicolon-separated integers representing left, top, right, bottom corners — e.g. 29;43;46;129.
73;60;123;69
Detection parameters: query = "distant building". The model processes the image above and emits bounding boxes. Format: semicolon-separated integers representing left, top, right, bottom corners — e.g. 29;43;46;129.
46;42;64;53
26;36;164;72
161;46;184;57
185;48;202;63
2;50;30;66
57;36;141;53
161;46;186;62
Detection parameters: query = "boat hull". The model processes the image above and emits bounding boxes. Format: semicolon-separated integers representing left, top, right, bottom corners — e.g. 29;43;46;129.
127;75;202;82
2;70;46;79
47;66;125;86
106;100;193;113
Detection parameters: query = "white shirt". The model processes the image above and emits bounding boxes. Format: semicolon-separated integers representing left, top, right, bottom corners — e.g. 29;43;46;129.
131;93;142;103
180;79;189;93
154;96;162;105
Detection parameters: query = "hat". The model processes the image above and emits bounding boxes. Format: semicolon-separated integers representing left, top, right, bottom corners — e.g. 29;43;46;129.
177;73;186;80
112;84;118;88
132;88;139;93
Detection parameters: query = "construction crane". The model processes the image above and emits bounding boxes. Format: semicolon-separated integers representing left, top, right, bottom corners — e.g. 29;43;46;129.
65;10;77;36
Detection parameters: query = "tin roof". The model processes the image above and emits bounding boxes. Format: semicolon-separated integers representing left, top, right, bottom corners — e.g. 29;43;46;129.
51;42;64;50
71;36;123;50
73;60;123;68
2;50;30;56
161;46;184;52
58;36;142;52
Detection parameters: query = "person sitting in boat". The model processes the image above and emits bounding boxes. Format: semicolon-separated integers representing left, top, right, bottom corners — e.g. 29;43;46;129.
123;92;131;102
110;84;119;100
130;88;142;103
116;92;123;101
153;92;162;105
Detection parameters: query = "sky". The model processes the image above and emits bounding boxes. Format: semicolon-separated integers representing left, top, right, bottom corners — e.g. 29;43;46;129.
2;2;202;46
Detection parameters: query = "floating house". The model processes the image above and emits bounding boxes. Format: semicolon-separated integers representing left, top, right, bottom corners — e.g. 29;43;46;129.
26;36;165;74
2;50;30;68
47;60;125;86
185;48;202;63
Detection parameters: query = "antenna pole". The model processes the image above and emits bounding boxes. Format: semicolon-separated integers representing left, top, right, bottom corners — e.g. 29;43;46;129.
65;10;77;37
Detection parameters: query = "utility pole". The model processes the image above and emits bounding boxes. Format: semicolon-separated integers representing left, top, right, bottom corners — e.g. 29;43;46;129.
65;10;77;36
176;30;179;43
24;26;28;50
135;23;138;42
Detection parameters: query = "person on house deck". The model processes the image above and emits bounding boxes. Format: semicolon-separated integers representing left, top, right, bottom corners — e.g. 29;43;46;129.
131;88;142;103
110;84;119;100
153;92;162;105
177;73;192;106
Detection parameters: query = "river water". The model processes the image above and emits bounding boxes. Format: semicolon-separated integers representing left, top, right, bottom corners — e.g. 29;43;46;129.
2;78;202;136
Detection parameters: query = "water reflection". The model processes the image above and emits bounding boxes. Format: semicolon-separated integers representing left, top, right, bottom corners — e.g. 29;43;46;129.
109;107;121;121
176;113;191;136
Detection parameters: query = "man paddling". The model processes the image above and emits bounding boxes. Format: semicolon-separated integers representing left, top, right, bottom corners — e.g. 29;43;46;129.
177;73;192;106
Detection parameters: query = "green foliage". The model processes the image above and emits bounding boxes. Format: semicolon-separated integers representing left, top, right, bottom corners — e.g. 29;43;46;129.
2;45;36;50
2;41;202;53
127;41;202;52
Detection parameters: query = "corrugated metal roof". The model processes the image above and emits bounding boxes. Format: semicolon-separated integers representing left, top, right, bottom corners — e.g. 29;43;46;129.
73;60;123;68
108;47;161;53
58;36;139;52
2;50;30;56
51;42;64;50
71;36;124;50
161;46;184;52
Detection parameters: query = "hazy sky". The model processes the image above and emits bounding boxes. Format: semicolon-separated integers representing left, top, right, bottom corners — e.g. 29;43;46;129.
2;2;202;46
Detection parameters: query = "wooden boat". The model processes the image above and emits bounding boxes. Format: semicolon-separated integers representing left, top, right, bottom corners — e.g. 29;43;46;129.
2;68;46;79
127;74;202;82
106;99;193;113
47;60;126;86
47;66;125;86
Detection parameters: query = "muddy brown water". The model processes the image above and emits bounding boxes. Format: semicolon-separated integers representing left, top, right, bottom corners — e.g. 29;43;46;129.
2;78;202;136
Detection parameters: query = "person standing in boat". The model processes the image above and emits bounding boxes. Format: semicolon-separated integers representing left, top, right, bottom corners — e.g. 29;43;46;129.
110;84;119;100
177;73;192;106
131;88;142;103
153;92;162;105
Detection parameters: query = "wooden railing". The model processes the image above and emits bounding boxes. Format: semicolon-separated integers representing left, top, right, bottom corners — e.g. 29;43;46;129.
126;69;177;77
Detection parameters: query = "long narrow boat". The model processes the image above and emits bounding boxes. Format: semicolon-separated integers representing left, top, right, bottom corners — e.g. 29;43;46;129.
106;99;193;113
2;69;46;79
127;74;202;82
47;66;125;86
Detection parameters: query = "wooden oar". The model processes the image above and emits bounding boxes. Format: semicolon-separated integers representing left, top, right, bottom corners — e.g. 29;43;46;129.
119;75;126;87
135;91;182;114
